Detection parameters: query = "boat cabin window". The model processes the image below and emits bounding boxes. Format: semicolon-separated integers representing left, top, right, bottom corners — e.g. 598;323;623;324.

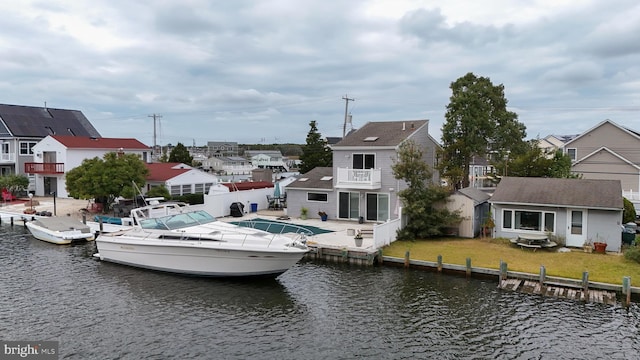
138;210;216;230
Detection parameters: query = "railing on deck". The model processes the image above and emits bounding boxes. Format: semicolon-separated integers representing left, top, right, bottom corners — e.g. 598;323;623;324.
24;162;65;174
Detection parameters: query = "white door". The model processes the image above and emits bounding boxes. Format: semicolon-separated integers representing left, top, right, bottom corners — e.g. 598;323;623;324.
565;209;586;247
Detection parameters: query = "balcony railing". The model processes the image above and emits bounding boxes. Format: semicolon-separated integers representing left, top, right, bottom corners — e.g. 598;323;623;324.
335;168;382;189
24;162;65;174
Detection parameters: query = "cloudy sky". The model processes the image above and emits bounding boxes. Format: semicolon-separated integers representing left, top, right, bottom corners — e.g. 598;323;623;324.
1;1;639;146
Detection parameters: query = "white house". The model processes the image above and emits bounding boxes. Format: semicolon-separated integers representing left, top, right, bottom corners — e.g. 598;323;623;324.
145;162;219;197
29;135;151;197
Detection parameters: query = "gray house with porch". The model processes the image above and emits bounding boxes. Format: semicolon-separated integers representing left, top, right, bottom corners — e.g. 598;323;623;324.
489;177;623;252
286;120;440;222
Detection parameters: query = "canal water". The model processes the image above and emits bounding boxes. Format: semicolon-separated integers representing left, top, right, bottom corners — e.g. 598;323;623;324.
2;225;640;359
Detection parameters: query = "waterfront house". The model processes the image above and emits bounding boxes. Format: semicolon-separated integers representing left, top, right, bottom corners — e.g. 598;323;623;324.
29;135;150;197
145;162;219;197
287;120;440;222
0;104;100;182
489;177;623;252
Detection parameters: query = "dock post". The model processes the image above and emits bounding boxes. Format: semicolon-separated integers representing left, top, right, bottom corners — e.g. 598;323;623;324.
539;266;546;286
623;276;631;307
82;214;87;224
404;250;410;268
582;271;589;300
377;249;383;264
465;258;471;278
99;218;104;233
499;261;507;284
10;217;14;226
437;255;443;273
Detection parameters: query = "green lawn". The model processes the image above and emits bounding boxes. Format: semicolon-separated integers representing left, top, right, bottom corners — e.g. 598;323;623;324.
383;237;640;285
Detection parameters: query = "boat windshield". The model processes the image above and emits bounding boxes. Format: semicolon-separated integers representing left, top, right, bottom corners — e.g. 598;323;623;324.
139;210;216;230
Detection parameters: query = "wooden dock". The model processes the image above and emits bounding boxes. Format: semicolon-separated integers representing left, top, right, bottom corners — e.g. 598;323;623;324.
499;278;618;305
304;245;381;265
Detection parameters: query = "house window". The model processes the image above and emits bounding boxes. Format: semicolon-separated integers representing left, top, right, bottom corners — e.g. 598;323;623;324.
353;153;375;169
19;141;37;155
181;184;191;195
502;209;555;233
194;183;204;194
307;192;328;202
566;148;576;161
170;185;180;196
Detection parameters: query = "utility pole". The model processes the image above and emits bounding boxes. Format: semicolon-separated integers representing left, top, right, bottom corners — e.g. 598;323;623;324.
148;114;162;159
342;94;354;138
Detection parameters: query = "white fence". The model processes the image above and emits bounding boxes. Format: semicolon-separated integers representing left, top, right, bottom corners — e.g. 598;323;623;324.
199;187;275;218
372;208;403;248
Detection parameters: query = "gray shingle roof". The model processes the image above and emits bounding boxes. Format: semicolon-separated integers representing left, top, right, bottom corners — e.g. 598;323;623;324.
333;120;428;147
0;104;100;138
286;167;333;190
490;177;623;209
458;187;491;205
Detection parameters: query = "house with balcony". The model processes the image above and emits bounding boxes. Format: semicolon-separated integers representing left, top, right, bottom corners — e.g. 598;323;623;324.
286;120;440;222
28;135;150;197
0;104;100;181
245;150;289;172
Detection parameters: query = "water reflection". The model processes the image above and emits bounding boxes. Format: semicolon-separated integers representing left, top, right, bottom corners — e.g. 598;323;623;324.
3;225;640;359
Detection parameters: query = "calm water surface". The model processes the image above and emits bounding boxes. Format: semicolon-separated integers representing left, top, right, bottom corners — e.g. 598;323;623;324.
2;225;640;359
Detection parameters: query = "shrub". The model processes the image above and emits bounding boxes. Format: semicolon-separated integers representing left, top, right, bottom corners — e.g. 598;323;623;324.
624;246;640;263
623;197;636;224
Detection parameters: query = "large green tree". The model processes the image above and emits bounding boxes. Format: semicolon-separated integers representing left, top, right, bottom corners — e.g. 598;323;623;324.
168;142;193;164
299;120;332;173
392;140;461;239
493;141;577;179
439;72;527;189
66;152;149;210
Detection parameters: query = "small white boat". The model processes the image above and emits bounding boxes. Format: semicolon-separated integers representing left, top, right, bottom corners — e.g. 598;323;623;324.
94;203;310;277
25;217;95;245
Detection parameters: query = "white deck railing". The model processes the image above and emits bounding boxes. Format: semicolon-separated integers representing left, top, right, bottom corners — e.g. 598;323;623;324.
335;168;382;189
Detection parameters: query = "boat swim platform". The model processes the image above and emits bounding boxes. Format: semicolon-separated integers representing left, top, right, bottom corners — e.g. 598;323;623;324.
499;278;617;305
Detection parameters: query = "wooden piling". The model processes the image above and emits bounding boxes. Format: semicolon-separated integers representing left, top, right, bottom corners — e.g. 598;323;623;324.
623;276;631;307
582;272;589;294
404;251;410;268
465;258;471;278
437;255;443;273
539;266;546;286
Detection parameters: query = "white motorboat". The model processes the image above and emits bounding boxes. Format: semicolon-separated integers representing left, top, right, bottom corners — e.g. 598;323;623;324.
94;203;310;277
25;217;95;245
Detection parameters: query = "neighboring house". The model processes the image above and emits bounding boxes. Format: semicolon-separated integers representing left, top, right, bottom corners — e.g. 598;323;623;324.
0;104;100;179
489;177;623;252
447;187;491;238
468;155;495;189
29;135;150;198
203;156;254;180
538;134;577;158
563;120;640;195
145;162;219;197
207;141;239;157
287;120;440;222
245;150;289;172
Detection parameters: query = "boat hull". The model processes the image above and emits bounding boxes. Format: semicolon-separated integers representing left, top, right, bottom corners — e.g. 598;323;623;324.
26;220;95;245
95;235;308;277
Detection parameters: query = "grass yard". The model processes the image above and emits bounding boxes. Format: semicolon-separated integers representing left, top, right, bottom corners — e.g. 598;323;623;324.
383;237;640;285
